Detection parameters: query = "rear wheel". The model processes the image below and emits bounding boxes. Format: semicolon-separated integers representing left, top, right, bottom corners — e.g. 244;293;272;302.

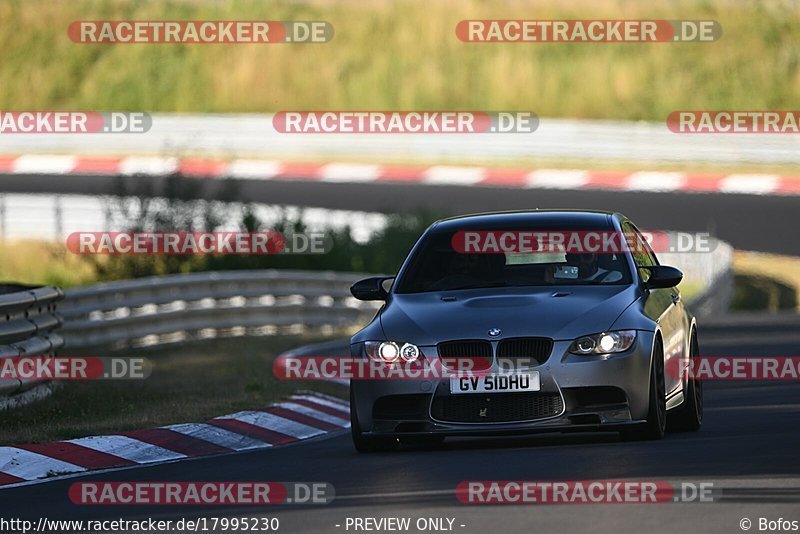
669;330;703;432
350;387;397;453
621;337;666;441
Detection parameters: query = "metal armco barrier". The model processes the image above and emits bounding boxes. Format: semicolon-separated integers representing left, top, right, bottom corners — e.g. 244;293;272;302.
59;270;381;349
1;244;731;408
0;284;64;405
1;114;798;165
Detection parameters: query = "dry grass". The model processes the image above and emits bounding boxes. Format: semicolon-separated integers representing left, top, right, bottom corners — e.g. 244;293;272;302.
0;335;346;445
0;240;95;288
733;251;800;311
0;0;797;119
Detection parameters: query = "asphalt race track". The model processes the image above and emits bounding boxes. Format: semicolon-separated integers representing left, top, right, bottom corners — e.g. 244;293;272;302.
2;314;799;533
3;173;799;255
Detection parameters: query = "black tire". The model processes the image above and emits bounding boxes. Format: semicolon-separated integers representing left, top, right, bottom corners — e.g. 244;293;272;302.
621;337;667;441
350;387;397;452
668;330;703;432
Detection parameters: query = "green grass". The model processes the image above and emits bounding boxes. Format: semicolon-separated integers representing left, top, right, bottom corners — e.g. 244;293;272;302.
0;240;96;288
678;281;703;303
732;251;800;311
0;335;347;445
0;0;798;120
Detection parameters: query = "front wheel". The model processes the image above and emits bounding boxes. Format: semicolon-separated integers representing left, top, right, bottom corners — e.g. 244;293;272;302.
621;337;666;441
669;330;703;432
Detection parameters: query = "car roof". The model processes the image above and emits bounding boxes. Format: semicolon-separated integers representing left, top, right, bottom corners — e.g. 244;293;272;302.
431;210;623;231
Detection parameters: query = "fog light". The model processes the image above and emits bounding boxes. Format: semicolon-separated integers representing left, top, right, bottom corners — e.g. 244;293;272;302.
400;343;420;362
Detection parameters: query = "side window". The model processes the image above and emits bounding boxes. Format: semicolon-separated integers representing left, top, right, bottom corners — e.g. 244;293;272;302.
622;221;657;283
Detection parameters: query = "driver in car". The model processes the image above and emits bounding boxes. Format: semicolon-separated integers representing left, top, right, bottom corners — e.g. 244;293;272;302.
567;252;623;282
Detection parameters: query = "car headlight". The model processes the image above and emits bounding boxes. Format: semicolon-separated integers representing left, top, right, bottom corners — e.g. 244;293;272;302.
569;330;637;355
365;341;420;363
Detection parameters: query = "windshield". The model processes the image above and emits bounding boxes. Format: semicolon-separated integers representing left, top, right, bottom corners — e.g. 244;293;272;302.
394;227;633;294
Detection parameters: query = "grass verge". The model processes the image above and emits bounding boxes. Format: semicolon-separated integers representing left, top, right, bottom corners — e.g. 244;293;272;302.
0;334;348;445
732;251;800;312
0;0;798;120
0;240;96;288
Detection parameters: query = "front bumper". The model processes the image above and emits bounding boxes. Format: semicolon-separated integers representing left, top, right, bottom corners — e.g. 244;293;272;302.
351;331;655;437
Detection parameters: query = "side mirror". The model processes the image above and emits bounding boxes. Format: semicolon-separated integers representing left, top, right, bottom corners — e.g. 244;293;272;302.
350;277;393;301
642;265;683;289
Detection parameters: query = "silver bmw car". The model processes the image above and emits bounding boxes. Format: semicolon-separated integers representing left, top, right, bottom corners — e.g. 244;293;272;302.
349;210;702;452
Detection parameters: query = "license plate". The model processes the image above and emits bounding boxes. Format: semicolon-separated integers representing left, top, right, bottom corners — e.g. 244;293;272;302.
449;372;540;394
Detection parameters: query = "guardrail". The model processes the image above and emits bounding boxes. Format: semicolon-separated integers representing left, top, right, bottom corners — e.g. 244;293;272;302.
0;284;64;409
658;236;734;317
59;270;381;349
1;114;798;165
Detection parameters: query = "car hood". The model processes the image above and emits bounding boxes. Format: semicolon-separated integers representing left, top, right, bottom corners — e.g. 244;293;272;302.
380;285;639;344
